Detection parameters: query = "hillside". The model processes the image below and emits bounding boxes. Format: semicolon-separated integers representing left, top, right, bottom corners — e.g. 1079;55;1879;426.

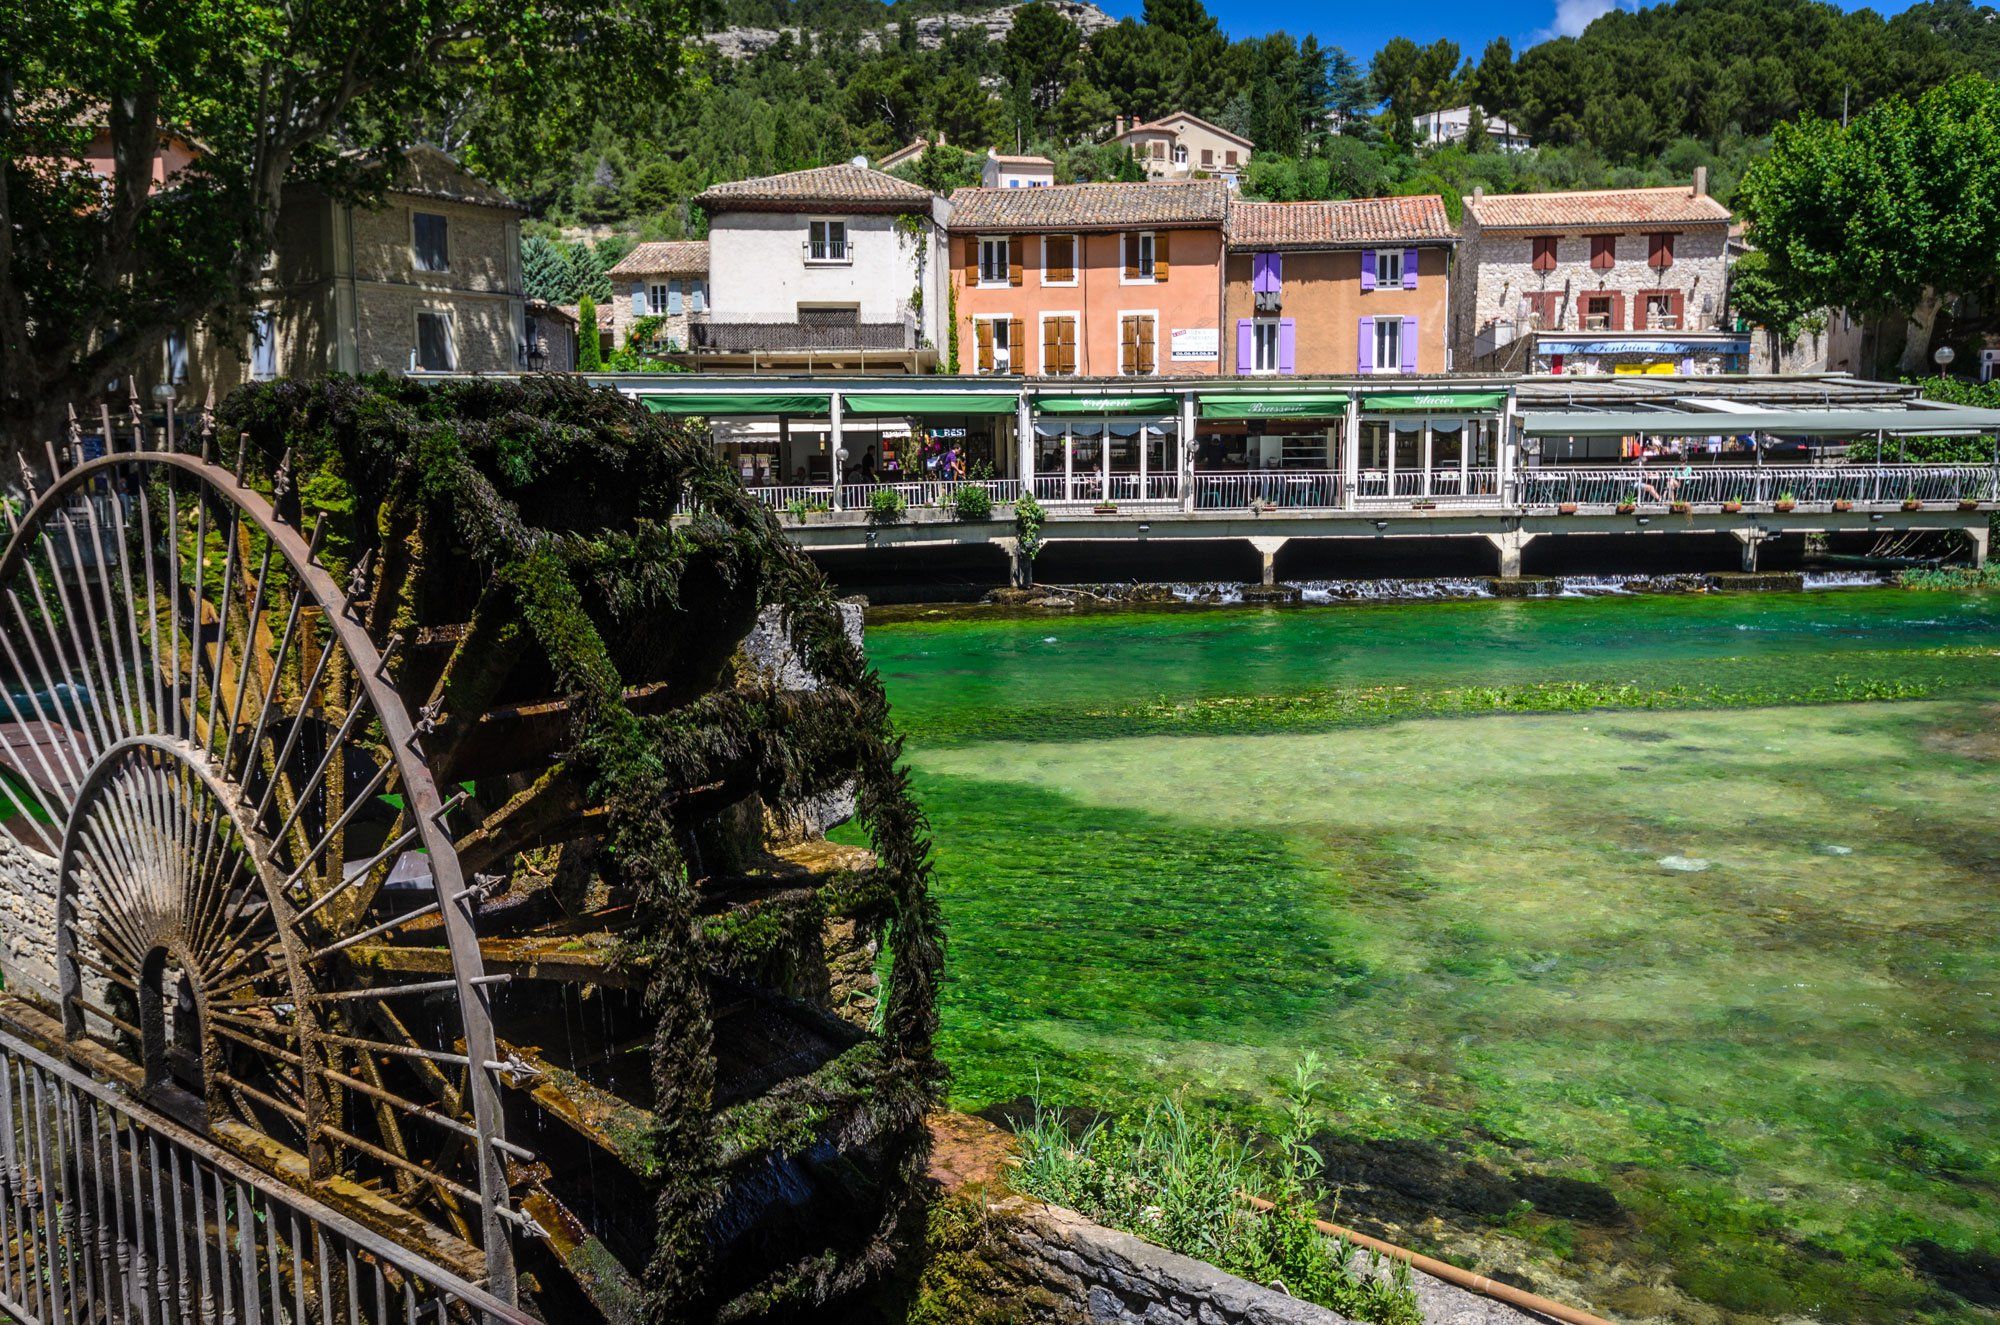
705;0;1115;60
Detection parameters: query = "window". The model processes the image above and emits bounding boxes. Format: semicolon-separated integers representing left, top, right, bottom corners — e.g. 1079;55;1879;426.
1119;314;1156;375
1226;150;1238;166
808;219;848;262
163;329;189;386
979;236;1012;285
1372;316;1401;373
1201;148;1213;167
1648;232;1676;270
648;283;673;315
1124;231;1157;282
1589;235;1616;271
1524;291;1565;329
1530;236;1558;273
1252;319;1281;373
413;212;449;272
416;311;456;371
1042;315;1078;375
1374;249;1403;288
974;316;1019;374
1150;140;1165;160
249;310;278;380
1580;292;1617;330
1639;290;1681;329
1171;144;1188;165
1042;234;1076;285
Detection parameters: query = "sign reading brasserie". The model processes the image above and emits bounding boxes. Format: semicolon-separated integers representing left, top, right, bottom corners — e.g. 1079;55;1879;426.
1170;328;1219;361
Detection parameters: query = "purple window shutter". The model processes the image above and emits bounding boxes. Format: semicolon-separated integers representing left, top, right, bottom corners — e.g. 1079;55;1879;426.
1277;319;1296;375
1360;249;1377;291
1247;253;1269;294
1402;248;1419;290
1358;316;1375;374
1237;319;1254;371
1400;317;1418;374
1269;251;1282;292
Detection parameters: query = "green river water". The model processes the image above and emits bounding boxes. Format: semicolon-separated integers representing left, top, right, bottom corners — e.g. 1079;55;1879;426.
854;588;2000;1323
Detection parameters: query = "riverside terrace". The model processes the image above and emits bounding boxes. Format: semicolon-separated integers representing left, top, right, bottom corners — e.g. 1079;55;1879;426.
513;372;2000;583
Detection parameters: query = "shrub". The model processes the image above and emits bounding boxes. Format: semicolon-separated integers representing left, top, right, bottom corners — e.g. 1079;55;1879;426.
576;295;602;371
868;487;907;525
1014;491;1046;559
952;484;993;521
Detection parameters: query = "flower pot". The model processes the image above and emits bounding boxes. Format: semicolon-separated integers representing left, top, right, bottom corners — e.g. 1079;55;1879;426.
1832;500;1853;513
1958;499;1980;512
1093;503;1118;515
1903;499;1923;512
1773;501;1795;514
1559;502;1580;516
1616;502;1636;515
1669;501;1692;515
1722;501;1743;513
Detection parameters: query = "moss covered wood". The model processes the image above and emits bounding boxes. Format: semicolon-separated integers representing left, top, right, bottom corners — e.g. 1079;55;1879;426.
217;376;944;1323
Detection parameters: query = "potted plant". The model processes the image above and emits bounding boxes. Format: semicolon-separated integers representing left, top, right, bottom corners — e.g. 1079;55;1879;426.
1958;497;1981;512
1722;496;1744;513
1669;500;1692;514
1412;499;1438;511
1616;500;1637;515
1832;498;1854;513
1773;492;1796;514
1559;501;1580;516
1093;502;1119;515
1903;496;1924;511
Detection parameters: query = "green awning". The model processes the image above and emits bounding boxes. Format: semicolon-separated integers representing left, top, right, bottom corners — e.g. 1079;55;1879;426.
1036;394;1179;415
1199;392;1351;420
639;393;830;416
842;392;1019;416
1520;406;2000;437
1361;391;1508;412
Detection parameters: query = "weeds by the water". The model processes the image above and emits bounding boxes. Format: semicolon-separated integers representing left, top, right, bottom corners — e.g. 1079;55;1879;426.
1898;563;2000;590
1013;1056;1422;1325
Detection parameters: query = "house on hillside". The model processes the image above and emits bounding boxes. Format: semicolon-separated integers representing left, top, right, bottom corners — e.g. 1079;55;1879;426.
982;151;1056;189
1452;173;1746;375
947;178;1229;377
877;135;943;172
605;241;710;353
689;162;949;372
1224;196;1458;376
130;146;529;400
1112;113;1252;189
1414;106;1532;153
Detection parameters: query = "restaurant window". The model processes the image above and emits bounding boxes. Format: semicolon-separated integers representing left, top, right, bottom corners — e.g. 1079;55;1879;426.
1042;315;1078;375
1589;235;1617;270
1531;236;1558;273
1371;317;1402;373
979;236;1012;285
416;310;456;371
1042;234;1077;285
249;309;278;380
413;212;449;272
808;219;848;262
1120;314;1157;375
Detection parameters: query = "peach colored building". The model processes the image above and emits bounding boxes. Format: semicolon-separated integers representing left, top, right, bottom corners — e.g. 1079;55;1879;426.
946;179;1228;379
1223;196;1457;377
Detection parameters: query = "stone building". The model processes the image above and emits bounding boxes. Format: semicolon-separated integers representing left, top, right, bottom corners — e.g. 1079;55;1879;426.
1112;112;1253;190
1452;174;1747;375
1223;196;1457;376
604;241;710;353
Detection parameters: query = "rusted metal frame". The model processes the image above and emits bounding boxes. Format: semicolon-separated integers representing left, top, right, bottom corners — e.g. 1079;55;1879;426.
451;763;588;878
14;531;115;763
28;1068;66;1323
6;1058;43;1325
48;507;131;756
217;523;277;778
74;477;146;746
0;1055;19;1311
5;455;518;1297
62;1089;100;1323
0;611;87;813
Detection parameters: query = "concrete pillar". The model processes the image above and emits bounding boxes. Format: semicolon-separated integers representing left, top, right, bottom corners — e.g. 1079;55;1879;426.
1732;528;1769;572
1967;525;1989;568
1016;393;1033;492
998;536;1029;589
1486;529;1533;579
829;392;846;511
1341;397;1361;510
1499;392;1519;507
1180;391;1196;514
1248;536;1288;587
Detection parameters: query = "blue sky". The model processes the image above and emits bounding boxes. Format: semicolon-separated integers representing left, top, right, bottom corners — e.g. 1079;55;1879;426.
1097;0;1932;62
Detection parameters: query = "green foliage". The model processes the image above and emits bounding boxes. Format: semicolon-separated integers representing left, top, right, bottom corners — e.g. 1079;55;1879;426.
1013;492;1045;560
522;235;572;303
868;487;909;525
1014;1060;1422;1324
576;296;602;371
1898;563;2000;590
218;375;944;1321
944;280;961;376
1850;378;2000;462
951;484;993;522
785;495;831;520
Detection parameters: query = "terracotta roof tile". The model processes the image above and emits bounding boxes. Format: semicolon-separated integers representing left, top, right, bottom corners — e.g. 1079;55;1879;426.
947;179;1229;232
606;240;710;277
1464;186;1731;230
696;163;936;212
1227;196;1455;249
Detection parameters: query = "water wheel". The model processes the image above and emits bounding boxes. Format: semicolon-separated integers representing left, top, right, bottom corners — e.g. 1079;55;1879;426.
0;380;941;1322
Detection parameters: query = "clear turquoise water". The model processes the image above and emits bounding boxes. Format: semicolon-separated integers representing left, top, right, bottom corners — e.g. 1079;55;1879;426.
860;590;2000;1323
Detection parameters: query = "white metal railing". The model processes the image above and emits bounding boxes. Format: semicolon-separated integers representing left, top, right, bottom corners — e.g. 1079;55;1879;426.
834;479;1023;511
750;483;837;511
1191;471;1344;510
0;1026;530;1325
1517;464;2000;508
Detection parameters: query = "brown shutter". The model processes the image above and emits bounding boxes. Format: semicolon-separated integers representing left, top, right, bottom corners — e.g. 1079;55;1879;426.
1008;317;1024;369
1669;289;1686;328
1532;237;1557;273
1608;292;1626;332
1649;232;1675;270
1590;235;1616;271
1633;293;1649;331
976;319;994;373
1120;316;1137;373
1047;235;1074;283
1155;231;1170;281
1062;318;1077;374
1124;234;1140;282
1138;316;1156;373
963;236;979;281
1009;239;1022;287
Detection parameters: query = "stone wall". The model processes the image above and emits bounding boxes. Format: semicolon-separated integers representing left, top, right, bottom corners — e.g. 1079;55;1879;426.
0;835;62;1005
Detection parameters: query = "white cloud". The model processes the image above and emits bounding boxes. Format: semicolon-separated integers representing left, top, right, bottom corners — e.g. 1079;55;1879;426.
1541;0;1618;40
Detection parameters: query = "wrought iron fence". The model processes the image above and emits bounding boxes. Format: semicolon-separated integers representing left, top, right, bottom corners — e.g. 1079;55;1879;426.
0;1026;531;1325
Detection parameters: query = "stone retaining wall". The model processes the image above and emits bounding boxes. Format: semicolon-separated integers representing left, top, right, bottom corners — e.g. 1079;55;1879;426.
0;835;61;1004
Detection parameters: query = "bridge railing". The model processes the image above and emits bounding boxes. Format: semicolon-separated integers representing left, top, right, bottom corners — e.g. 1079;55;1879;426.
0;1025;532;1325
1517;464;2000;508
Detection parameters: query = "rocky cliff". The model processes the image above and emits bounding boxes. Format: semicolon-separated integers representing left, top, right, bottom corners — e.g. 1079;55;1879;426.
704;0;1115;60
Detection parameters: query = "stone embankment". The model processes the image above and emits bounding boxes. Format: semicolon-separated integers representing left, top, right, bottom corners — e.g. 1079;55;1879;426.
982;569;1871;610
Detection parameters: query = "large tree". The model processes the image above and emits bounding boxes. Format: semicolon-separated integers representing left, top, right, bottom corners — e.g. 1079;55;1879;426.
1737;73;2000;373
0;0;700;454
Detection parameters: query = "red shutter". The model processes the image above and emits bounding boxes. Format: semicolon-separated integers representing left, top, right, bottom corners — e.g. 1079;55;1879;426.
1669;289;1686;329
1590;235;1616;271
1649;233;1675;270
1531;237;1558;273
1608;292;1626;331
1633;293;1648;330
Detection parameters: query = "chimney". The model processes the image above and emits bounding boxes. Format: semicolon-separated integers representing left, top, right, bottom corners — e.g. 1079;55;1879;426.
1693;165;1708;196
937;131;946;146
1473;185;1484;201
1115;114;1127;136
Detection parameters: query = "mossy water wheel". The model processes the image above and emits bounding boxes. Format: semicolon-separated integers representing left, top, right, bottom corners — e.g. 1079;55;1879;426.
0;377;942;1322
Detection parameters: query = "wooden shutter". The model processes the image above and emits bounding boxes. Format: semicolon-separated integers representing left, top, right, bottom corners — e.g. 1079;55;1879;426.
1009;239;1022;287
1357;316;1374;374
1668;289;1686;328
1277;319;1296;375
1402;248;1419;290
975;319;994;373
1008;317;1024;368
1607;293;1625;332
1649;232;1675;270
963;236;979;282
1633;293;1650;330
1236;320;1253;372
1138;316;1156;373
1061;317;1078;374
1590;235;1616;271
1531;237;1557;273
1155;232;1170;281
1120;316;1138;373
1400;317;1417;374
1046;235;1074;283
1124;235;1141;282
1360;249;1377;291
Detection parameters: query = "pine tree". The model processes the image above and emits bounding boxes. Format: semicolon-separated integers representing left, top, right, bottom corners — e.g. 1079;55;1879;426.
522;235;572;303
576;295;602;371
568;241;612;302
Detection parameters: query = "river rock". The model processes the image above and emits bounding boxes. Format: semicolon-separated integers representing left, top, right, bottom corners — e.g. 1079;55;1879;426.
1657;855;1710;872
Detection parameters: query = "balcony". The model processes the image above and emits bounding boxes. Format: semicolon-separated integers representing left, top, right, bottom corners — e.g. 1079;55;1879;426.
688;315;915;355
